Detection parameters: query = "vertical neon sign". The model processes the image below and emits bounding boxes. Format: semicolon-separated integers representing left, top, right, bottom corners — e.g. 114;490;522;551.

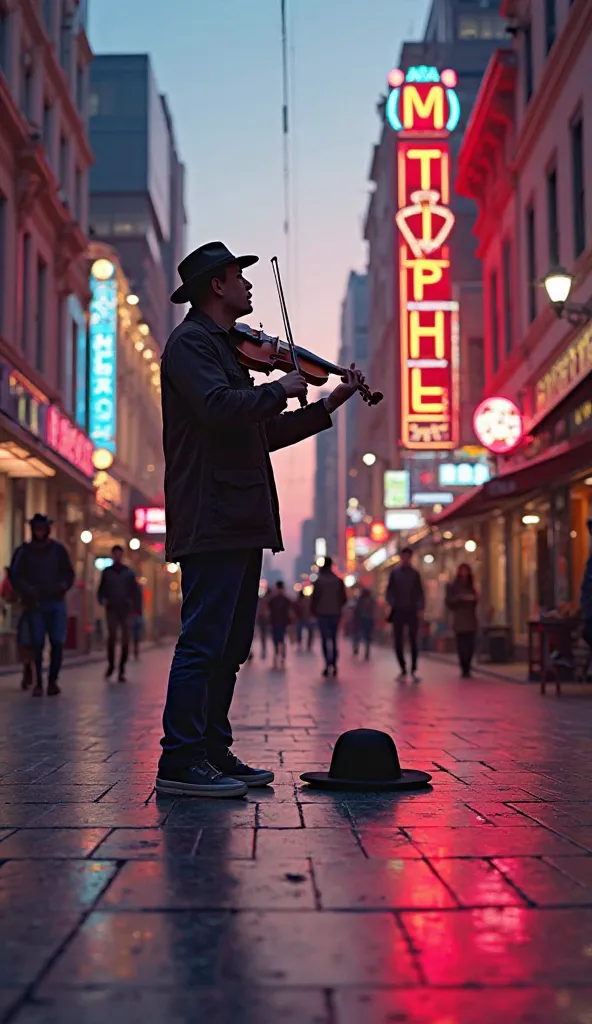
89;259;118;453
387;66;460;450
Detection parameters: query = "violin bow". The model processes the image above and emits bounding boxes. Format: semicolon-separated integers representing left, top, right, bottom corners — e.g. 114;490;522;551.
270;256;308;408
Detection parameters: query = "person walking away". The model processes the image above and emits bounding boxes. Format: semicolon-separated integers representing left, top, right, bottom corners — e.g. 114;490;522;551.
386;547;424;682
98;545;140;682
353;587;376;660
311;557;347;676
156;241;363;798
9;514;75;696
446;563;479;678
268;580;292;669
256;587;270;659
131;581;144;660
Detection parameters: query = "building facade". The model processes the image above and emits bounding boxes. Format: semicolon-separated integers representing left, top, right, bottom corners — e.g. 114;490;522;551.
336;271;368;564
433;0;592;644
0;0;96;661
88;54;187;351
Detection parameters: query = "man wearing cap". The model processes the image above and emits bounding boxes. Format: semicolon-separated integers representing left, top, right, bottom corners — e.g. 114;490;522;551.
157;242;362;798
9;514;75;696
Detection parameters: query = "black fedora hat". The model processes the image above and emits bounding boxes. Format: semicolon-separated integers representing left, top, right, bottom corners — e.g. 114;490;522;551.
171;241;259;304
29;513;53;527
300;729;432;791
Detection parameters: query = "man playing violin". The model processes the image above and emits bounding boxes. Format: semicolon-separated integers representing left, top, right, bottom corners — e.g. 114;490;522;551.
156;241;362;798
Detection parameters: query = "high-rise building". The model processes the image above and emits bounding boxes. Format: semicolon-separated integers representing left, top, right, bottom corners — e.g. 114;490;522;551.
336;272;369;563
293;517;316;585
313;399;339;564
88;54;187;350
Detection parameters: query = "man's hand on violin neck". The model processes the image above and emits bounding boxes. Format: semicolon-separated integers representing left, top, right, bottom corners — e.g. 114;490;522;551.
324;365;364;414
280;371;308;401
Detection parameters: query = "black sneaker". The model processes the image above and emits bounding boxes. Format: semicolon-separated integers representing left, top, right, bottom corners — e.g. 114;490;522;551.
47;680;61;696
155;760;248;798
209;750;275;788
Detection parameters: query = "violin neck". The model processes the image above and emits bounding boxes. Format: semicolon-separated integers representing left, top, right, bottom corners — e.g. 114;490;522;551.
295;345;344;378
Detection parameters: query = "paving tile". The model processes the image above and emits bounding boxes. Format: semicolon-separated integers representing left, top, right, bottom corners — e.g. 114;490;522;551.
0;828;109;859
256;802;302;828
314;858;457;909
255;826;364;859
299;802;354;827
0;913;82;987
431;857;528;907
223;910;420;987
0;860;118;910
493;857;592;907
333;987;592;1024
41;911;231;987
91;827;202;861
164;801;255;828
98;858;315;910
404;825;586;858
546;857;592;889
403;908;592;986
0;785;112;803
0;806;58;828
11;989;330;1024
33;805;169;828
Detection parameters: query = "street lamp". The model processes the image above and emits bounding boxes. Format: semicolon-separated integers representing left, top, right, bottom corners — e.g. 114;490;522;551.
362;452;377;467
543;266;592;325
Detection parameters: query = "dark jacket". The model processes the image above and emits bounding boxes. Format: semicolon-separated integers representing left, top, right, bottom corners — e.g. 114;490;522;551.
268;592;293;629
311;570;347;617
98;564;139;614
9;540;75;605
354;591;376;622
386;565;424;613
445;579;478;633
581;554;592;620
161;309;333;559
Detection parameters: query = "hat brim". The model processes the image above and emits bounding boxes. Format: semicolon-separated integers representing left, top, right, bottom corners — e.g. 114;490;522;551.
299;768;432;792
170;253;259;304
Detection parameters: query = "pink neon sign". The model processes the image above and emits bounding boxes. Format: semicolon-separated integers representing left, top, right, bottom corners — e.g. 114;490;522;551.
46;406;94;477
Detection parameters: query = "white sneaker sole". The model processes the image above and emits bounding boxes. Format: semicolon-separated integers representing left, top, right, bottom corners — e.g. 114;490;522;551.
155;777;248;798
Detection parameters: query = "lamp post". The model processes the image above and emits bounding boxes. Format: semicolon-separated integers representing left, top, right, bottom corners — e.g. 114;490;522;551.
542;266;592;326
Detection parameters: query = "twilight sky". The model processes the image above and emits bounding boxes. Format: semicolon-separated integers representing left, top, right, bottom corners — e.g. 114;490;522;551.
89;0;431;573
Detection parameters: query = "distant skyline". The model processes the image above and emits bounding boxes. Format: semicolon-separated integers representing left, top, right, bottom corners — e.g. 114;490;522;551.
89;0;431;572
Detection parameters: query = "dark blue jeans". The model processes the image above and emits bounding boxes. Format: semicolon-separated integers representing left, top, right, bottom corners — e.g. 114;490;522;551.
28;600;67;684
317;614;341;667
159;549;262;771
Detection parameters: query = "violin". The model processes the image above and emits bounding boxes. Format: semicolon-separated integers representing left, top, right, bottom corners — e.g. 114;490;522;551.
233;323;383;407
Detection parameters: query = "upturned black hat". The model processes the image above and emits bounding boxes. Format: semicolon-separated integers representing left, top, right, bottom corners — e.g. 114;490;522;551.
170;241;259;304
29;513;53;527
300;729;432;791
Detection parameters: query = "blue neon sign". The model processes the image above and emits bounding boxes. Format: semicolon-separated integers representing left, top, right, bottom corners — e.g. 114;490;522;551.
89;263;117;452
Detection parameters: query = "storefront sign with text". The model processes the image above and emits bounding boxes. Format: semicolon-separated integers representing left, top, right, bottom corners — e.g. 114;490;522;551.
534;322;592;418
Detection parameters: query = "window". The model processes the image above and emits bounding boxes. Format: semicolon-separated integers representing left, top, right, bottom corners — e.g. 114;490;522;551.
59;7;72;76
546;165;559;266
20;233;31;352
74;168;83;224
489;270;499;376
21;64;33;121
35;259;47;371
42;0;54;36
59;135;69;203
571;115;586;258
468;337;485;396
0;194;6;334
0;12;8;74
42;101;53;163
524;23;533;102
502;240;513;357
545;0;556;53
76;63;85;114
56;295;64;392
526;204;537;323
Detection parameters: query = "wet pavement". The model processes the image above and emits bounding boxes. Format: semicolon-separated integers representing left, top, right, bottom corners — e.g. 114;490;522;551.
1;642;592;1023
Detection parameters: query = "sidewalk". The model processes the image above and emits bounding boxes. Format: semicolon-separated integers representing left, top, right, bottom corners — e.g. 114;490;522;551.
426;649;530;683
1;643;592;1023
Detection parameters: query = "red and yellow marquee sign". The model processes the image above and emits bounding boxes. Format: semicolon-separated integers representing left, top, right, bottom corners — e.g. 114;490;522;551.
388;66;460;451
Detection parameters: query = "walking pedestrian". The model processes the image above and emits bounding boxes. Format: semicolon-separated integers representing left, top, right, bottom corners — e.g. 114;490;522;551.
131;581;144;660
268;580;292;669
9;514;75;696
311;557;347;677
156;241;363;798
446;563;479;678
256;586;270;659
293;589;314;651
386;547;424;682
353;587;376;660
97;545;140;682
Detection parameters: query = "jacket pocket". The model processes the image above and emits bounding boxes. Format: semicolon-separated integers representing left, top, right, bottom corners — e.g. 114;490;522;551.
213;468;268;530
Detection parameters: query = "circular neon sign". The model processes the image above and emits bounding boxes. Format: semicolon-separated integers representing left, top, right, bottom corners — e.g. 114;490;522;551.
473;397;523;455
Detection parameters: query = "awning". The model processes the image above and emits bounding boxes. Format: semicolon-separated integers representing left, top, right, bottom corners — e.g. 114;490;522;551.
430;434;592;525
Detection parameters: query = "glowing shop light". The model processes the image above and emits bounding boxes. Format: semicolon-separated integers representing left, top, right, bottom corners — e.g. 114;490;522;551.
473;397;523;455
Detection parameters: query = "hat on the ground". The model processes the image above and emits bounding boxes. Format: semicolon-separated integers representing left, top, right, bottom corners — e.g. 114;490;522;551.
300;728;432;791
29;513;53;527
171;241;259;304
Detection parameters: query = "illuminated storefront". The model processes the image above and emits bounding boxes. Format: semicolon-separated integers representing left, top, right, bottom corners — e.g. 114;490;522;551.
387;65;461;451
89;258;118;454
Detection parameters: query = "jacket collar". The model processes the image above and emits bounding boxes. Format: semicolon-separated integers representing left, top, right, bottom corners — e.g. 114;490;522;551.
185;307;230;338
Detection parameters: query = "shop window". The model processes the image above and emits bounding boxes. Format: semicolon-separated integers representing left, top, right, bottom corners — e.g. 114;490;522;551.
501;240;513;357
571;115;586;258
35;258;47;372
545;0;556;54
525;203;537;323
546;165;559;266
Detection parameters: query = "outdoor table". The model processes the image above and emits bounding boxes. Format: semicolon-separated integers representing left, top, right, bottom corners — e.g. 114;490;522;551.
528;618;581;694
